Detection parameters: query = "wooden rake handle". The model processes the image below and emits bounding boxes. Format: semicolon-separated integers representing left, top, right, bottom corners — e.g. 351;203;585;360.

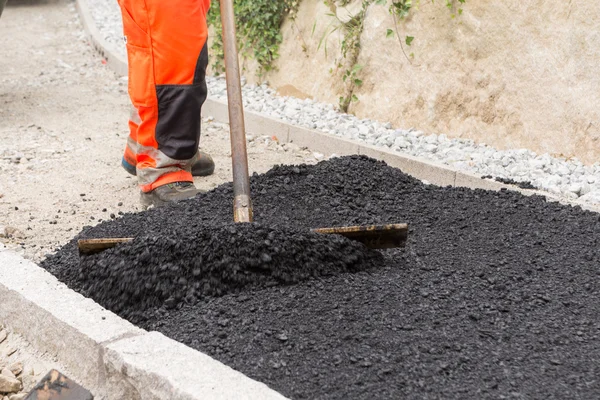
220;0;253;223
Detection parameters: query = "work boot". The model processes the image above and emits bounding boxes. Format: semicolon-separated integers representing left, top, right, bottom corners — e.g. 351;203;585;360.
140;182;201;209
122;151;215;177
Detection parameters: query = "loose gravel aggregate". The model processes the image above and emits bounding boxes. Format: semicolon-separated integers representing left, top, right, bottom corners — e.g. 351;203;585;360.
43;156;600;399
77;223;384;320
85;0;600;206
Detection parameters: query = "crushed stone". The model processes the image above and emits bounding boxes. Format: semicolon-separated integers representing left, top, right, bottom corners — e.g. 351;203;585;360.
77;223;384;320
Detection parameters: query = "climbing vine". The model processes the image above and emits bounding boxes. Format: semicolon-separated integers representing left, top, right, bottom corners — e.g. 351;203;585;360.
386;0;466;61
332;0;372;111
326;0;467;110
206;0;466;112
207;0;299;76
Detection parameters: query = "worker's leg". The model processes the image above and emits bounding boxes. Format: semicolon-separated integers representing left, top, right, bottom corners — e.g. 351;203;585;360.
121;106;215;178
117;0;210;196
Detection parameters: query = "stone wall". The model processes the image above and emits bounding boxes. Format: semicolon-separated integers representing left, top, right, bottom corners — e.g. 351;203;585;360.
219;0;600;165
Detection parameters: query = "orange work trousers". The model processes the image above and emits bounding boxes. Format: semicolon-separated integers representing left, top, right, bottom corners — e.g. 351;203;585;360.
117;0;211;192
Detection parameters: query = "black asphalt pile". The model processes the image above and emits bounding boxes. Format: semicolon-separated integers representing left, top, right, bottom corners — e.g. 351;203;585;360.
41;156;600;399
76;223;384;319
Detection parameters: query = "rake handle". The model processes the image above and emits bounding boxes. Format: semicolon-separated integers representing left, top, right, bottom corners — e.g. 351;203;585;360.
219;0;253;223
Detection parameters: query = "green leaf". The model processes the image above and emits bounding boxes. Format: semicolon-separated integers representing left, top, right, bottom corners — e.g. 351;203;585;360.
386;28;394;38
405;36;414;46
351;94;359;102
351;64;364;73
458;8;463;15
354;78;363;86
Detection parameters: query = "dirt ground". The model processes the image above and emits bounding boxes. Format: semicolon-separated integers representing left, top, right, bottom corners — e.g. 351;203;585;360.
0;0;315;262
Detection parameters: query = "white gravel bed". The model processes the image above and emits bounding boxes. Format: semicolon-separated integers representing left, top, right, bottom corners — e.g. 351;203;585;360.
85;0;600;206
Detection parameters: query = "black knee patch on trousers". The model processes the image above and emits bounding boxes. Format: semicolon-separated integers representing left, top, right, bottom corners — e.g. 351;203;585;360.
155;44;208;160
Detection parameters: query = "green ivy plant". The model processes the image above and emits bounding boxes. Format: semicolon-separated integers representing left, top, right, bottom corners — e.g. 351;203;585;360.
206;0;466;113
317;0;466;111
317;0;375;111
207;0;299;76
387;0;466;61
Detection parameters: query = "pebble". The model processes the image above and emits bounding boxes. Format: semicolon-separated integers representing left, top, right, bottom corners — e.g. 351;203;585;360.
568;184;582;195
276;333;289;342
8;363;22;377
580;183;592;196
0;370;15;380
283;143;301;152
4;348;17;357
0;227;25;240
580;190;600;203
394;137;410;149
0;375;21;394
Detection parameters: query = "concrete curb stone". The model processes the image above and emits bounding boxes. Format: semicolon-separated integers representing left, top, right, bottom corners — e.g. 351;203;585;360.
104;332;287;400
76;0;128;77
0;249;142;398
0;247;288;399
357;142;456;187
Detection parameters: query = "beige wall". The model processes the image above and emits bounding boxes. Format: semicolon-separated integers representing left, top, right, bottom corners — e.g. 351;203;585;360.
215;0;600;164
